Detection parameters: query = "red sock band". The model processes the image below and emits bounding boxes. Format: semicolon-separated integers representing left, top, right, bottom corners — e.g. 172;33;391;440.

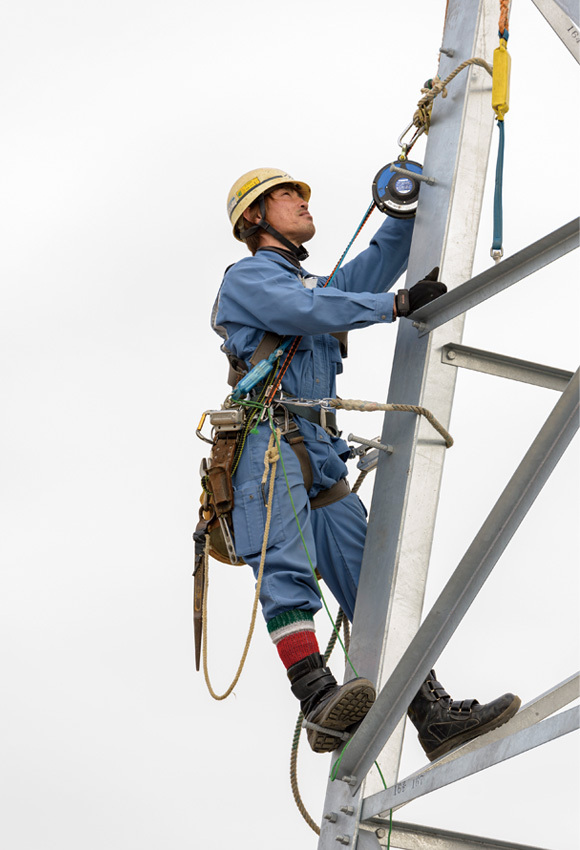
276;630;320;669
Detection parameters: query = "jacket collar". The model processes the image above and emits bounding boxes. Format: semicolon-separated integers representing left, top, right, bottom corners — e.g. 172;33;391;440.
256;246;302;270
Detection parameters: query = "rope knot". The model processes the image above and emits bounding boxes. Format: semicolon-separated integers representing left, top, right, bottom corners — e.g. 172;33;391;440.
266;445;280;464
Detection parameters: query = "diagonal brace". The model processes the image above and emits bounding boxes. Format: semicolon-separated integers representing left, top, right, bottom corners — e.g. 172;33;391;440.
334;370;579;790
397;671;580;787
361;707;579;818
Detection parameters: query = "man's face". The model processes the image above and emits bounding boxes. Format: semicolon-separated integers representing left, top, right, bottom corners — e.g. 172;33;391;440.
247;184;316;247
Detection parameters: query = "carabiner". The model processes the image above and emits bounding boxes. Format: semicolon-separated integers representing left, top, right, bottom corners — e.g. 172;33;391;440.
397;122;426;156
196;411;214;445
397;121;414;150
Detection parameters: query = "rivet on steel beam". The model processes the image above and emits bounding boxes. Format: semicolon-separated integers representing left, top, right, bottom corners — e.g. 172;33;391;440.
376;828;387;839
446;349;456;360
324;812;338;823
340;805;354;816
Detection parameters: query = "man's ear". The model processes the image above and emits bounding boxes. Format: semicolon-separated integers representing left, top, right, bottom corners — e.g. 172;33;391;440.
243;204;261;226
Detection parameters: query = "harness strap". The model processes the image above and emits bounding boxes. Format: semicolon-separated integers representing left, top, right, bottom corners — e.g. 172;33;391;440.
250;332;283;366
309;477;350;510
282;425;350;510
285;432;314;493
226;331;283;388
331;331;348;358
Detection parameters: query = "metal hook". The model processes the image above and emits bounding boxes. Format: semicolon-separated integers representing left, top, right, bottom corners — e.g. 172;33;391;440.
397;122;426;152
397;121;414;149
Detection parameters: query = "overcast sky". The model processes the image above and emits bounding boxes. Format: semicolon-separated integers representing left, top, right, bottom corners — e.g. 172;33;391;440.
1;2;578;849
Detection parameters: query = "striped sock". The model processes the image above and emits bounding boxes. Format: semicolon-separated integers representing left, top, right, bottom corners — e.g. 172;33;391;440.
267;609;320;669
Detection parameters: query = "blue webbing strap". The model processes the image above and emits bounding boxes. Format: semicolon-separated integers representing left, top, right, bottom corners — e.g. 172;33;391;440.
491;118;505;258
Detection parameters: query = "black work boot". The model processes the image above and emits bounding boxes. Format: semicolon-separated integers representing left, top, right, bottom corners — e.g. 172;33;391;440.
288;653;376;754
407;669;521;762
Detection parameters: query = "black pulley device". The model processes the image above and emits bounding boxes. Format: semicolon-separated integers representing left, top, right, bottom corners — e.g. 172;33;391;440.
372;160;422;219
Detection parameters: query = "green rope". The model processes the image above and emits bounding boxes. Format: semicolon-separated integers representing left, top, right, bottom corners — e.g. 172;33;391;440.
267;409;358;675
266;410;393;845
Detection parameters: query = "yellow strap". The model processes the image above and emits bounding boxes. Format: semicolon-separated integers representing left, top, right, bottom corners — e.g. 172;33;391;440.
492;38;511;121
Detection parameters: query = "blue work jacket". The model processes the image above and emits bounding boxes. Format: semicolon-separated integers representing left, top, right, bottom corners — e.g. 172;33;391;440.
212;214;414;491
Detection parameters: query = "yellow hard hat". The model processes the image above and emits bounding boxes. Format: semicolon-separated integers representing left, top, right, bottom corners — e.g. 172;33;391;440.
227;167;311;241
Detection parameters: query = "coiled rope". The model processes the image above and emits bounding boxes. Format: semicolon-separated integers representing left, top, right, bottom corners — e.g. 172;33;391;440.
412;57;493;138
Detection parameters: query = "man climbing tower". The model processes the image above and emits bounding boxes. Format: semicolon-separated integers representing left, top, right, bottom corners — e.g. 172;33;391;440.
211;167;520;758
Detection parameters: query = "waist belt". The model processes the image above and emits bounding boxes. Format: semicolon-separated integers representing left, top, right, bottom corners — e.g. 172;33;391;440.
278;401;339;438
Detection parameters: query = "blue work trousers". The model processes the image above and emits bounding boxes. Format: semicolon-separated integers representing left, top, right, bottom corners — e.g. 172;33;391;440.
231;423;367;623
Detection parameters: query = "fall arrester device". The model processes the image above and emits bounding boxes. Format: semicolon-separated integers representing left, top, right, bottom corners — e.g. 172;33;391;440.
372;159;425;219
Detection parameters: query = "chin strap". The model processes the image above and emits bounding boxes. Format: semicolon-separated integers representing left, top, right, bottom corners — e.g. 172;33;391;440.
240;196;309;262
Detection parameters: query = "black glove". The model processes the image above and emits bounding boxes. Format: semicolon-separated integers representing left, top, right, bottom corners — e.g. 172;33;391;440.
395;267;447;317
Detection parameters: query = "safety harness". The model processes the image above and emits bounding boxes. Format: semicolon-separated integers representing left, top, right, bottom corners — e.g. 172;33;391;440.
223;328;351;511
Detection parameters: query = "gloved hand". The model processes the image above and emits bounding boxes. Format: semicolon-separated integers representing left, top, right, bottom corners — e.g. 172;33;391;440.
395;267;447;317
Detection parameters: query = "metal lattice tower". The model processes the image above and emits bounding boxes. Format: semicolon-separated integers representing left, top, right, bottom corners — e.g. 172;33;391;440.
316;1;579;847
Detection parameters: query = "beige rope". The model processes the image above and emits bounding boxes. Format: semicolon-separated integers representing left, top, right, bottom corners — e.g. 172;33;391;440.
329;398;454;448
352;469;369;495
202;429;281;700
412;57;493;137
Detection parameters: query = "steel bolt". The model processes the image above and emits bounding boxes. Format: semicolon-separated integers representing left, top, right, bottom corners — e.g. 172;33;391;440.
440;46;455;56
447;349;456;360
340;805;354;816
376;828;387;839
341;774;357;786
324;812;338;823
336;837;351;846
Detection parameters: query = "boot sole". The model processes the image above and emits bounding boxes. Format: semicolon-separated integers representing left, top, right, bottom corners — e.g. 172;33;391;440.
426;694;521;761
307;680;375;754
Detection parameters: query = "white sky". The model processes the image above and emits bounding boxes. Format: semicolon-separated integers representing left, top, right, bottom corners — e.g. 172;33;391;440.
1;2;578;849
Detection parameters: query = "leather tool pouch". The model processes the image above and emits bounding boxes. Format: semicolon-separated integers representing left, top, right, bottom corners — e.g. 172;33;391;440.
196;430;245;566
206;432;237;516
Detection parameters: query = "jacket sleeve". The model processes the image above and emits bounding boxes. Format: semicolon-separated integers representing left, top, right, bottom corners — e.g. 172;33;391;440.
329;215;414;294
217;257;397;337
